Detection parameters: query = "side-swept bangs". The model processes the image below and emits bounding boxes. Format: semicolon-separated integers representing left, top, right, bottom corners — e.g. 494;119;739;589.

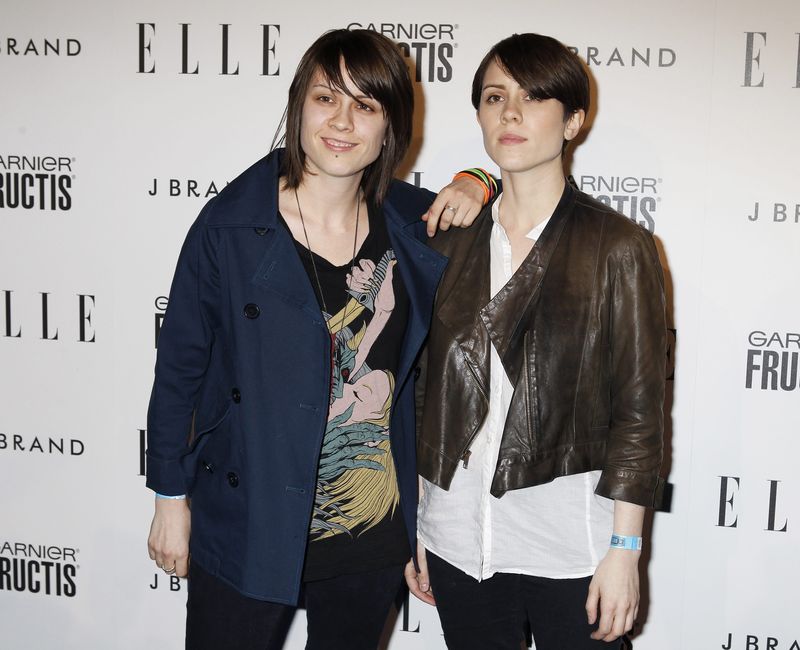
281;29;413;203
471;33;590;119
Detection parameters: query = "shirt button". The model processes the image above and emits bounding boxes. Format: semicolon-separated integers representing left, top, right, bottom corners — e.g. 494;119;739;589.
243;303;260;319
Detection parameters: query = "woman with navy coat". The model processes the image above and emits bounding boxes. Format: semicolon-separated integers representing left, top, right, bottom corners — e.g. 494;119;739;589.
144;28;488;650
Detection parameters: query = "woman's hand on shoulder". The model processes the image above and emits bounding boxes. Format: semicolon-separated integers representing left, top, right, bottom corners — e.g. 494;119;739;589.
422;176;487;237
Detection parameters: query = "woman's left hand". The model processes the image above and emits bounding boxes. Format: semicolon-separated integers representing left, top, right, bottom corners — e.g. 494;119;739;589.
422;176;488;237
585;548;640;642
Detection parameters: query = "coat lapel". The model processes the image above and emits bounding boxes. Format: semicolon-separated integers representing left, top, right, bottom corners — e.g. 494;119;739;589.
435;211;494;395
384;203;448;389
222;150;326;325
251;225;327;325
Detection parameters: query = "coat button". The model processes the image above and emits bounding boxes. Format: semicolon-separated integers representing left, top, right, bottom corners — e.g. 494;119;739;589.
254;227;267;236
227;472;239;488
201;460;213;473
243;303;260;319
231;388;241;403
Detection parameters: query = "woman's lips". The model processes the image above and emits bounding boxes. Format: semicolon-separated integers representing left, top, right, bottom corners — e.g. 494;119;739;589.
322;137;357;152
498;133;527;145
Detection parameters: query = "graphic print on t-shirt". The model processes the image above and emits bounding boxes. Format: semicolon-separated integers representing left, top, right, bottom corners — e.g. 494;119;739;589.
310;249;401;541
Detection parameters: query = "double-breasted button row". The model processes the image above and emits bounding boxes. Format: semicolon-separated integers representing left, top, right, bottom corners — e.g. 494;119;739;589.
244;303;260;319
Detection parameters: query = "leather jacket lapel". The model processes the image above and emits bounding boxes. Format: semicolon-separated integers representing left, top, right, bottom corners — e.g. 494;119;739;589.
481;189;574;384
435;213;494;396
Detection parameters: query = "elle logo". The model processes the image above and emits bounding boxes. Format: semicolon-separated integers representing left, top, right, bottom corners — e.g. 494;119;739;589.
136;23;280;76
742;32;800;88
2;291;95;342
717;476;788;532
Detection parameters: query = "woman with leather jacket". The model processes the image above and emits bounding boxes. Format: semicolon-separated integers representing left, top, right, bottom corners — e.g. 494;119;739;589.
406;33;667;649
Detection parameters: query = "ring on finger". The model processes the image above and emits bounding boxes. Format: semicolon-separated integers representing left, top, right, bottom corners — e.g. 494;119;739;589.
445;205;457;213
163;564;177;575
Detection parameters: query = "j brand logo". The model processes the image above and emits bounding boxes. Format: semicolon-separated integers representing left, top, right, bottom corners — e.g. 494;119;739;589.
722;632;800;649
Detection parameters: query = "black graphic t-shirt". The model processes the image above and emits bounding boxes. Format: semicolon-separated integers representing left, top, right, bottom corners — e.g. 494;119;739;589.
284;204;411;582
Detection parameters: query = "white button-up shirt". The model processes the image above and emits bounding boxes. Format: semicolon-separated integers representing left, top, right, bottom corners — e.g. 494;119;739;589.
418;193;614;580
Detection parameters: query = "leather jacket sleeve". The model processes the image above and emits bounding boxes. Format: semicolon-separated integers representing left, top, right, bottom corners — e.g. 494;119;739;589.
595;227;667;507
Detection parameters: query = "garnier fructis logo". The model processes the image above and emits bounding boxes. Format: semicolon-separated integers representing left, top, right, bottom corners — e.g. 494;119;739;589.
0;154;73;211
0;540;79;597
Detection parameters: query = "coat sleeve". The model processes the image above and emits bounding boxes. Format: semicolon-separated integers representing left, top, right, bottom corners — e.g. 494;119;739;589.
146;204;219;495
595;227;667;508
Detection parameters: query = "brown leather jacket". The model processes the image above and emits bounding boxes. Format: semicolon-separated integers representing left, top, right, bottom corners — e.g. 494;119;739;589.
417;184;666;507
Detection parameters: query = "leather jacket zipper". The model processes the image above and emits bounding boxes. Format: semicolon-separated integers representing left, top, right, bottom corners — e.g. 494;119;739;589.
458;362;489;469
458;359;488;470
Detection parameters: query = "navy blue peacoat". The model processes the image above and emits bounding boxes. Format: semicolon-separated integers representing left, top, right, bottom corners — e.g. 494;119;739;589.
146;149;447;604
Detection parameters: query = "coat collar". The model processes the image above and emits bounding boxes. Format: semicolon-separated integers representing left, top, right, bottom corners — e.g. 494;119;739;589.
205;149;282;229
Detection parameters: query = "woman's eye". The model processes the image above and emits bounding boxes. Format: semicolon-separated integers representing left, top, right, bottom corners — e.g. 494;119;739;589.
485;94;502;104
357;102;374;112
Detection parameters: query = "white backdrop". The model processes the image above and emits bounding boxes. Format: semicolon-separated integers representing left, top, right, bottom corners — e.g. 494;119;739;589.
1;1;798;649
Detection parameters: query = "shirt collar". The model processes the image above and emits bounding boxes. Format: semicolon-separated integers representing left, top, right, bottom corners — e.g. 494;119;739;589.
490;192;552;242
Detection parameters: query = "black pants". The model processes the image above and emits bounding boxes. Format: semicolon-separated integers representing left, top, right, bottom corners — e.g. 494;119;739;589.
185;561;405;650
426;552;627;650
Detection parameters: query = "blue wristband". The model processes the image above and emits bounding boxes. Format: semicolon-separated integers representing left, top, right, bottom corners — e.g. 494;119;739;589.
610;534;642;550
155;493;186;500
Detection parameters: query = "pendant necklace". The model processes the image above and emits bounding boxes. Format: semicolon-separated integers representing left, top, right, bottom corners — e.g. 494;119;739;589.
294;188;361;356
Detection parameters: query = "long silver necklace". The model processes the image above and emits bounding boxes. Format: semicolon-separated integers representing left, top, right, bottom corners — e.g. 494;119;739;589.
294;188;361;336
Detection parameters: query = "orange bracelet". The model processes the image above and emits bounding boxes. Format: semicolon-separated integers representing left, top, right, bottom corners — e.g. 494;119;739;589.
452;168;497;205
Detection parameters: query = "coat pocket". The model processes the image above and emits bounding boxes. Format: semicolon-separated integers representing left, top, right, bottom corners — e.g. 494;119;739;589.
180;404;233;491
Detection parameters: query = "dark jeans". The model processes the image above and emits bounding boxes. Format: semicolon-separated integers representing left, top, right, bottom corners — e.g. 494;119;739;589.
186;561;405;650
426;552;628;650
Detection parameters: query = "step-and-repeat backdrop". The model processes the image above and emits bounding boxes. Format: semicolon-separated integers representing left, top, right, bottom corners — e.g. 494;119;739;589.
2;1;797;648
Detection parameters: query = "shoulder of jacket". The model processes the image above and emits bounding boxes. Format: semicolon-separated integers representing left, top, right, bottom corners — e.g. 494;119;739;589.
572;189;654;246
428;200;494;256
385;179;436;223
200;152;280;228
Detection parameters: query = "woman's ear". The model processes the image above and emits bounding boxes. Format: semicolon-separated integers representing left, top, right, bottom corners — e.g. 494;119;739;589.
564;109;585;142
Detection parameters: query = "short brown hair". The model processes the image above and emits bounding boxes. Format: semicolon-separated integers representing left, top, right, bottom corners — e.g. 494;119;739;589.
280;29;413;204
471;33;589;119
